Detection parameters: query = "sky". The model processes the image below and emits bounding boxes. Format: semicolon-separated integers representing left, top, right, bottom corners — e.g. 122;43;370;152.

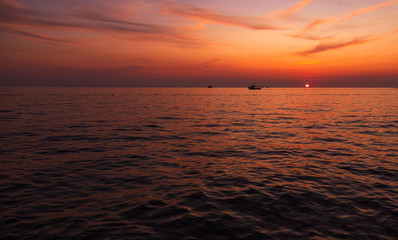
1;0;398;87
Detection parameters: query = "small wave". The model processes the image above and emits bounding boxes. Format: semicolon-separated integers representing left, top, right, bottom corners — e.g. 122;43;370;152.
145;124;164;128
157;116;183;120
1;87;397;240
0;109;13;113
113;127;142;132
196;131;226;136
121;136;151;141
42;135;102;142
37;147;106;155
192;124;223;128
313;137;346;142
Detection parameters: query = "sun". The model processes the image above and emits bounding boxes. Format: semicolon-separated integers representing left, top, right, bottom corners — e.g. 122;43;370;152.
305;84;310;88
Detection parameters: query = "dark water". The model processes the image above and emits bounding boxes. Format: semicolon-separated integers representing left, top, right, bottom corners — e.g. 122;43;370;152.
0;87;397;239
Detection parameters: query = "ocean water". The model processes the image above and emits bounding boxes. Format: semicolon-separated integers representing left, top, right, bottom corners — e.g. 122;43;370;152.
0;87;397;240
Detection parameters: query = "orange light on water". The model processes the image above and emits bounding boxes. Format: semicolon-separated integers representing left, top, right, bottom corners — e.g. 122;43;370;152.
305;84;310;88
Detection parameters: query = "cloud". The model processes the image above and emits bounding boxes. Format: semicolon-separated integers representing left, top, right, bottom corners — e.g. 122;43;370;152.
71;8;170;34
136;58;153;63
0;46;29;52
297;27;398;55
290;33;332;41
299;18;331;34
0;0;79;28
163;0;316;31
299;0;398;34
0;0;23;9
0;26;73;43
202;58;220;67
338;0;398;23
0;0;206;48
164;5;281;30
295;60;321;65
115;32;206;49
269;0;315;19
297;38;370;55
122;65;144;71
0;1;169;33
0;0;315;49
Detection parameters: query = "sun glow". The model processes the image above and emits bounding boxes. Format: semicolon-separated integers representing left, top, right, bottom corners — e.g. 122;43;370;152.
305;84;310;88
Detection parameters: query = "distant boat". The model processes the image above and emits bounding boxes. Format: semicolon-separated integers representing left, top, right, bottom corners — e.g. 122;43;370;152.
207;85;213;88
248;84;262;90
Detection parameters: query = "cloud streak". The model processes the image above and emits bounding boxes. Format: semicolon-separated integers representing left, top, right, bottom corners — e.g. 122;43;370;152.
0;0;169;33
269;0;315;19
0;0;205;48
0;26;73;43
299;0;398;35
297;28;398;55
164;0;315;31
71;8;170;34
338;0;398;23
0;0;317;49
164;5;281;30
202;58;220;67
297;38;370;56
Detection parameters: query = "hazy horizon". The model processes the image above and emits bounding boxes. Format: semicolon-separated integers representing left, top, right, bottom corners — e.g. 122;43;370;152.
1;75;398;87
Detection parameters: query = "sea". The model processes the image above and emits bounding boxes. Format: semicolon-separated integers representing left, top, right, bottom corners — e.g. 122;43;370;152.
0;87;397;240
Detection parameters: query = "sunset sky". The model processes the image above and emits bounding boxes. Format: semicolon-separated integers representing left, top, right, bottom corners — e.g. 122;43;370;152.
1;0;398;87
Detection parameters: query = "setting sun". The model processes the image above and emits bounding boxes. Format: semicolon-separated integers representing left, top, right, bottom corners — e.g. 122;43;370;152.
305;84;310;88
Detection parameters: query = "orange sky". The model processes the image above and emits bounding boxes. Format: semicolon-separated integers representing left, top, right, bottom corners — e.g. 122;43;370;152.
1;0;398;86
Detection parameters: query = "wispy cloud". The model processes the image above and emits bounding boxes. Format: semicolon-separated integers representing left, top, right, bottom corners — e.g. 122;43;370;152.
0;46;29;52
269;0;315;19
115;32;205;49
71;8;170;34
0;0;169;33
0;26;73;44
290;33;332;41
121;65;144;72
297;27;398;55
164;5;281;30
295;60;321;65
0;0;23;8
202;58;220;67
338;0;398;23
0;0;206;48
0;0;316;50
164;0;315;31
297;38;370;56
136;58;154;63
0;0;80;28
299;0;398;35
299;18;330;35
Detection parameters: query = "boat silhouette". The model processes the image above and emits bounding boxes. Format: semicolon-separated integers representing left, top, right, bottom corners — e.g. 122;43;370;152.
248;84;262;90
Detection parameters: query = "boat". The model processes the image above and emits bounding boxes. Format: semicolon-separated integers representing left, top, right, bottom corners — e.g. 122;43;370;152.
248;84;262;90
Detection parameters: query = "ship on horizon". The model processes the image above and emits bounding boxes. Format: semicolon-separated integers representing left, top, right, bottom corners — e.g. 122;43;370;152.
248;84;262;90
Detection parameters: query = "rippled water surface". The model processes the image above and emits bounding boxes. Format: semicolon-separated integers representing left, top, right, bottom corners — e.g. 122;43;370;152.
1;87;397;239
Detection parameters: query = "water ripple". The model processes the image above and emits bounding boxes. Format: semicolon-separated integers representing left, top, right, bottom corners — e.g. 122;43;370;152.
0;87;397;239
